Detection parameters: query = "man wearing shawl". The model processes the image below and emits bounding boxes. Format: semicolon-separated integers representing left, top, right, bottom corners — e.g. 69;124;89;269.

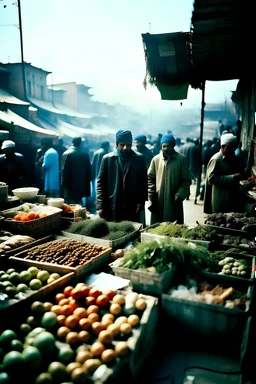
204;133;244;214
148;134;191;224
97;130;148;222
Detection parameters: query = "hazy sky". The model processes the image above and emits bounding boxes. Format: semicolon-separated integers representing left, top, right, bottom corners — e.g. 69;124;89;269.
0;0;238;114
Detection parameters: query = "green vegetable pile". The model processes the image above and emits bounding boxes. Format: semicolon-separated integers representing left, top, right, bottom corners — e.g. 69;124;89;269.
117;238;211;274
66;219;135;239
147;223;213;240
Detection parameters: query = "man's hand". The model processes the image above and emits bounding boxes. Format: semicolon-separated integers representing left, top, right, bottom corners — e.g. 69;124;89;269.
136;204;144;214
98;209;104;218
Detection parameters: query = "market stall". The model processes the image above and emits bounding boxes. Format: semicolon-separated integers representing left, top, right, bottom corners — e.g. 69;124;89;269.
0;190;255;383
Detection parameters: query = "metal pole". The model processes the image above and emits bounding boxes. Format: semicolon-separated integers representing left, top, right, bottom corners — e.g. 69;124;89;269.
17;0;27;100
198;81;206;194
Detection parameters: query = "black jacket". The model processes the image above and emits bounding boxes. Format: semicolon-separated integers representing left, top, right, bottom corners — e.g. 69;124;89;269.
97;150;148;222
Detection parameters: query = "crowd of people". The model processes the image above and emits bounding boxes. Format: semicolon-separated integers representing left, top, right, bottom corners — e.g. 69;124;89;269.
0;122;254;225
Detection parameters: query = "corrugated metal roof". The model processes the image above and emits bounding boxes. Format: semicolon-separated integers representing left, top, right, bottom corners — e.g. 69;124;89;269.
0;109;57;136
0;88;29;106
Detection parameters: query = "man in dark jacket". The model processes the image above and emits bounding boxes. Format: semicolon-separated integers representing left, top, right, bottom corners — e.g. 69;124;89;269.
97;130;148;222
90;141;110;213
61;137;91;205
134;134;153;169
0;140;25;193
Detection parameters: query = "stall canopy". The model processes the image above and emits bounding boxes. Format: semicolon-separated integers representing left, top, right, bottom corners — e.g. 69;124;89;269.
0;88;29;106
0;109;57;137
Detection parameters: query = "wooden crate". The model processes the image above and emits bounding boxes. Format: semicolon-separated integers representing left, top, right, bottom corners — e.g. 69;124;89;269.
0;257;74;312
61;222;143;250
11;241;112;279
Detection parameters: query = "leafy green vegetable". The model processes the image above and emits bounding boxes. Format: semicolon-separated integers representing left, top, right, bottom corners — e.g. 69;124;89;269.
147;223;213;240
118;238;211;274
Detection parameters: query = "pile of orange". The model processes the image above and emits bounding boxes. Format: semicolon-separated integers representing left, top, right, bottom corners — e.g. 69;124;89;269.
13;212;48;221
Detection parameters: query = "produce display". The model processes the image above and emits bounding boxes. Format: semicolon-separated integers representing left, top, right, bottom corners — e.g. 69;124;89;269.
114;239;253;280
207;248;253;278
0;231;35;255
0;203;61;223
116;239;210;274
168;282;249;310
146;222;213;240
0;282;148;383
22;239;108;267
0;265;62;300
214;234;256;253
204;212;256;231
66;219;136;241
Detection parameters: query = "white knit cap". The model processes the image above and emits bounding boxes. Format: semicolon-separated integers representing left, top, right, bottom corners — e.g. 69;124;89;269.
1;140;15;150
220;133;237;146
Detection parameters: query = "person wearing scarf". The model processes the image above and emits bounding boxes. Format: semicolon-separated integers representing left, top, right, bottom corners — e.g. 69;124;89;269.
148;134;191;224
96;130;148;222
204;133;245;213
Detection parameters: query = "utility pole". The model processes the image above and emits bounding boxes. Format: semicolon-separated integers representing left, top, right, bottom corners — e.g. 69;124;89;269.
17;0;27;100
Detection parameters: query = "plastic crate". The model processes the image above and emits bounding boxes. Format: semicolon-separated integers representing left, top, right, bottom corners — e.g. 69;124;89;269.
110;258;176;296
161;278;253;340
3;207;62;238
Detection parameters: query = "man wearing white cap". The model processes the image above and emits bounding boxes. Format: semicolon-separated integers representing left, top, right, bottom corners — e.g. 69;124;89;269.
0;140;25;193
204;133;244;213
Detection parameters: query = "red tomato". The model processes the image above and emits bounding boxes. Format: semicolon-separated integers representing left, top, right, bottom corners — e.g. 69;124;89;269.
70;288;83;301
96;294;109;308
104;290;116;300
88;288;102;298
85;296;96;307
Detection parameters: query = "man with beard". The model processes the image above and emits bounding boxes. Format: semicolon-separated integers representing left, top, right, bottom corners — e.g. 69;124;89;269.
148;134;191;225
97;130;148;222
204;133;244;213
134;134;153;169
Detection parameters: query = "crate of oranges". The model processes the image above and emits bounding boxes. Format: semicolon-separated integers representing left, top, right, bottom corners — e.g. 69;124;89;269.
3;206;63;239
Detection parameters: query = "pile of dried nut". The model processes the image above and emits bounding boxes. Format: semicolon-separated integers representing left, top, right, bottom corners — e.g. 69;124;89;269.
24;239;107;267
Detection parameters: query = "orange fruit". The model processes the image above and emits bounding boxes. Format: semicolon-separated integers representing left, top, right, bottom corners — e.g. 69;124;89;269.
73;307;87;320
87;313;99;323
69;299;79;311
91;322;104;335
55;293;66;303
59;298;70;306
63;286;74;297
86;305;99;315
79;318;92;330
85;297;96;307
13;215;21;221
57;326;71;339
65;315;78;329
61;305;73;317
39;213;47;218
51;305;62;315
57;315;66;326
78;330;90;343
20;215;30;221
66;332;79;346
